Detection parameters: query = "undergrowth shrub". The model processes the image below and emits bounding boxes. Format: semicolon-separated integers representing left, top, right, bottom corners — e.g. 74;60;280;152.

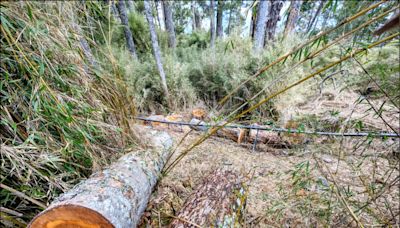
0;1;136;224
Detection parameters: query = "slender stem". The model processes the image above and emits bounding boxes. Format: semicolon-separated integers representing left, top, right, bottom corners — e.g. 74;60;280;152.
163;33;399;175
0;183;46;209
220;5;398;123
218;0;387;106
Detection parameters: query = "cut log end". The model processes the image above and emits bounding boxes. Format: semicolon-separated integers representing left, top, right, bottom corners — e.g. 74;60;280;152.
29;205;113;228
29;127;173;228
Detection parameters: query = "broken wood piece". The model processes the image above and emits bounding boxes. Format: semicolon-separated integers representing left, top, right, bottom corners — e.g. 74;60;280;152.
29;127;173;228
191;108;207;120
170;169;247;227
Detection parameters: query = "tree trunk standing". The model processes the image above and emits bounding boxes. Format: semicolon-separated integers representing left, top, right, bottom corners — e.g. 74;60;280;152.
195;11;201;30
144;1;170;102
250;10;256;39
126;0;134;12
116;0;138;59
306;1;324;33
216;0;224;38
227;7;233;35
72;23;98;70
192;2;202;31
104;0;119;21
154;1;165;30
29;128;173;228
264;0;283;43
170;169;247;228
283;0;302;38
78;34;98;68
209;0;216;48
162;1;176;48
253;0;268;50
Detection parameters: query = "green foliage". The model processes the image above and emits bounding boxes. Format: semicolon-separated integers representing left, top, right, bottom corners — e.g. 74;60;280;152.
178;31;209;49
110;11;168;55
1;1;136;224
172;1;192;34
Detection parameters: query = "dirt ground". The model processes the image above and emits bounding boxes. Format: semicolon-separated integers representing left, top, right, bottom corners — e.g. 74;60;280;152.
139;130;398;227
140;88;399;227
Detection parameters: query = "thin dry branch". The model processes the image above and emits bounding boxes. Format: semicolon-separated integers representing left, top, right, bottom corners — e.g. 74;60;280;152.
218;1;387;106
163;33;399;175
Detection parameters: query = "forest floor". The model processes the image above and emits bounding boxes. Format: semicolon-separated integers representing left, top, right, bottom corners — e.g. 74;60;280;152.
140;88;399;227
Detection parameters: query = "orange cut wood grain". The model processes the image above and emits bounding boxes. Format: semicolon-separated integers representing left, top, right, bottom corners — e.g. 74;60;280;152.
28;127;173;228
191;108;207;120
29;205;113;228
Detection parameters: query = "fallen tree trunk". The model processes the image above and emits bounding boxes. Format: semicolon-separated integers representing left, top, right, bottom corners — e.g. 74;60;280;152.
170;169;247;227
248;124;287;146
29;127;173;228
189;119;290;147
189;118;244;142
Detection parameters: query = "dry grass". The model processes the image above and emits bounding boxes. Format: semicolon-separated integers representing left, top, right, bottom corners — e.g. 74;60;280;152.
141;87;399;227
0;1;137;225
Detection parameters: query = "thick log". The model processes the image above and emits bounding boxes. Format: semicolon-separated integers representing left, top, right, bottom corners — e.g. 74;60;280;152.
29;127;173;228
170;169;247;227
189;118;242;142
248;124;281;143
189;119;290;146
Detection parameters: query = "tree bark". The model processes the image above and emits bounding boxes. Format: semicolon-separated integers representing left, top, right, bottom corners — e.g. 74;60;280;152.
126;0;134;12
192;2;201;31
105;0;120;22
265;0;283;43
72;23;98;69
162;1;176;48
170;169;246;228
250;8;256;39
195;11;201;30
29;128;173;228
248;124;288;147
158;0;166;30
253;0;268;51
144;1;170;102
209;0;216;48
227;7;233;35
189;119;291;147
374;13;400;35
188;119;242;144
116;0;138;59
283;0;302;38
216;0;224;38
306;1;324;33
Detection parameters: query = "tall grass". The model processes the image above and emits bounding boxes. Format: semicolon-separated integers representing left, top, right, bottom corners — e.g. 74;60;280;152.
0;1;137;225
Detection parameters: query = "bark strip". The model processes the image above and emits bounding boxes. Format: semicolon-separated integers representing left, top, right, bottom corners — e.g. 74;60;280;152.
170;169;247;228
29;127;173;228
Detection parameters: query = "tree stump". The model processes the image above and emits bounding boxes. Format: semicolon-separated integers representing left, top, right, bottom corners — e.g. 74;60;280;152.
170;169;247;227
29;127;173;228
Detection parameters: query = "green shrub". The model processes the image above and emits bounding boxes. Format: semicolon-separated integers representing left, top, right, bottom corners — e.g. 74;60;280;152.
1;2;136;224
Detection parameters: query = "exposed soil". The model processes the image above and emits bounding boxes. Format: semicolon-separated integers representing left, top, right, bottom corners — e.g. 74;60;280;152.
140;89;399;227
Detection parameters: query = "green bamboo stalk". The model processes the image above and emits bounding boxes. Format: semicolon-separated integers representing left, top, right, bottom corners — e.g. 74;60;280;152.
221;6;398;122
0;184;47;209
218;0;387;106
163;32;399;175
